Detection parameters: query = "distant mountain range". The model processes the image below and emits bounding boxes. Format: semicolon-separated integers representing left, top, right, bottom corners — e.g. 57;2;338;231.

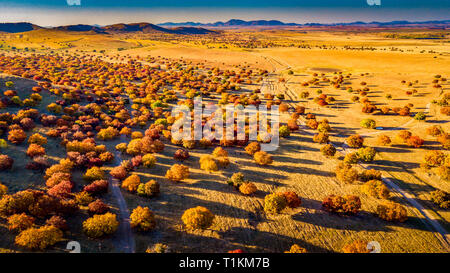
0;22;217;35
158;19;298;27
158;19;450;28
0;19;449;34
0;22;42;33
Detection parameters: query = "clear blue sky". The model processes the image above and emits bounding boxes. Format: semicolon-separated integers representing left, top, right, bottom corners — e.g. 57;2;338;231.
1;0;449;26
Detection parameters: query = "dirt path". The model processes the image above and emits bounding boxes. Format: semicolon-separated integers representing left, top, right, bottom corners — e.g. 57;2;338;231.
110;143;136;253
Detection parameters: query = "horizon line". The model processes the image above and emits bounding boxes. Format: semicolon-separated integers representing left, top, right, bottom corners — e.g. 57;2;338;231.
1;18;450;28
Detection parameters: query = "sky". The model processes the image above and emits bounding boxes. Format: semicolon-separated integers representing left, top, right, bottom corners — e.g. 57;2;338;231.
0;0;449;26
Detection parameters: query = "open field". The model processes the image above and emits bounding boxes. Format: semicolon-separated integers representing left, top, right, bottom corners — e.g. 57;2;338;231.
0;26;449;253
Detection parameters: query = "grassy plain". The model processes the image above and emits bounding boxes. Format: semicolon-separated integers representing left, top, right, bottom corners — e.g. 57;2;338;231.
0;27;449;252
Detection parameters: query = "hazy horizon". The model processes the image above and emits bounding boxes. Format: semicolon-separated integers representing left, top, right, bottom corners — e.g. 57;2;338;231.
0;1;449;27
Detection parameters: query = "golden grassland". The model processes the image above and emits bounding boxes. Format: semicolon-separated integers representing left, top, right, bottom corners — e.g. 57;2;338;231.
0;27;449;252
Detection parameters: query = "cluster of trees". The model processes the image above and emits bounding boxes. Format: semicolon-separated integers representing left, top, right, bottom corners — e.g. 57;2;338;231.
264;192;301;214
422;151;450;181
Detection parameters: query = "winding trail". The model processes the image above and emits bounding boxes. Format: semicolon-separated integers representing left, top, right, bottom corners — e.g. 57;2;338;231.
109;136;136;253
260;54;450;251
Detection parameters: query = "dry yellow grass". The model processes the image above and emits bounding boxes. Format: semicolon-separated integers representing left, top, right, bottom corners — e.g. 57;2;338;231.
0;28;448;253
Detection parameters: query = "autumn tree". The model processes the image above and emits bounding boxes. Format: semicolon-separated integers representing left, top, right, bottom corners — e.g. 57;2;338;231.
130;206;156;231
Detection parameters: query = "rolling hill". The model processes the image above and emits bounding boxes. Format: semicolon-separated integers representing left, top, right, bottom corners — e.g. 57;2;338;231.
0;22;42;33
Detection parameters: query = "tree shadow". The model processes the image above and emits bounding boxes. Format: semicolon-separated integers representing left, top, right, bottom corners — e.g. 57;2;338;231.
292;210;393;232
219;227;333;253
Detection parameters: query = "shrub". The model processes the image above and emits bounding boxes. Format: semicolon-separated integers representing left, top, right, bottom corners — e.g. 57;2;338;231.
253;151;273;165
357;147;377;162
426;125;443;137
359;169;382;182
414;112;426;121
285;244;307;253
142;154;157;168
99;152;114;163
321;144;336;157
66;140;96;153
279;125;291;137
227;172;245;188
47;180;73;198
15;226;62;250
74;191;94;206
174;149;189;161
88;199;109;215
121;174;141;192
438;133;450;149
45;216;68;231
347;135;364;148
0;183;7;198
137;180;160;197
45;173;71;188
344;152;359;164
376;201;407;222
131;131;143;139
130;206;156;231
165;164;189;182
322;195;361;215
430;190;449;209
406;136;424;148
7;213;35;232
97;127;120;141
295;106;305;114
28;133;47;145
8;129;26;144
287;119;299;131
377;135;391;146
199;155;218;172
146;243;170;253
83;167;105;181
26;144;45;158
423;151;445;167
110;166;128;180
115;143;127;153
335;163;358;184
362;103;377;114
126;139;143;155
264;193;287;214
228;249;244;253
282;191;302;208
82;212;119;238
342;240;370;253
83;179;108;195
360;118;376;129
380;107;390;114
239;182;257;195
396;130;411;143
307;119;319;130
0;139;7;149
0;154;14;170
182;139;196;149
317;122;331;133
20;118;35;131
212;147;228;157
245;142;260;155
181;206;215;230
361;180;390;199
398;107;410;116
313;132;329;144
435;165;450;181
441;107;450;116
